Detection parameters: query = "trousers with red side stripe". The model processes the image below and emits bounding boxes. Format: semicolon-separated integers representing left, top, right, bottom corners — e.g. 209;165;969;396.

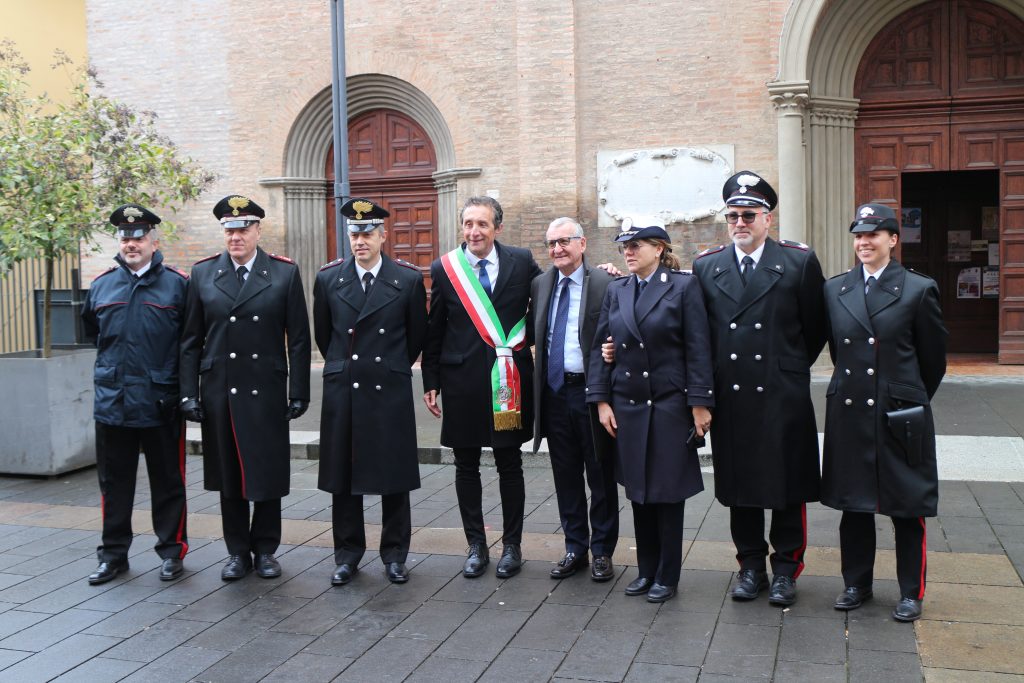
840;511;927;600
95;421;189;563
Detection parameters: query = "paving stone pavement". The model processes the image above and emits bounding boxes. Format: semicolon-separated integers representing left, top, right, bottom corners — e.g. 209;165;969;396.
0;458;1021;682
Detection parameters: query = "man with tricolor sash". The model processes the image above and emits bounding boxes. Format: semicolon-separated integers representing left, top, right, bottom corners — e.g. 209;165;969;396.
422;196;542;579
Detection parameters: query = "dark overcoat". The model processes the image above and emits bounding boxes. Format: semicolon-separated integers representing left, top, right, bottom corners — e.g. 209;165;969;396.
180;248;311;501
421;242;543;449
822;261;947;517
692;238;826;508
585;266;714;505
314;255;427;495
83;251;188;427
530;261;615;462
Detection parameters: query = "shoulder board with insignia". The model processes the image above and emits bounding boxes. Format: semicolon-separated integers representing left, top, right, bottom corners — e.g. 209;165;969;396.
269;253;295;264
319;258;343;272
92;266;118;281
780;240;810;251
672;268;693;275
395;258;419;271
695;244;727;259
827;270;847;280
167;265;189;279
906;267;935;281
614;274;631;281
193;253;219;265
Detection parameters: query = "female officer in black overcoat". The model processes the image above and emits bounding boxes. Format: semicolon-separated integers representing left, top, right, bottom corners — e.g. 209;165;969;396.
586;220;714;603
822;203;947;622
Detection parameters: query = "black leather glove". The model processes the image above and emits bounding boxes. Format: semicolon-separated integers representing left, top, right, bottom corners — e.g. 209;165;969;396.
181;397;205;422
287;399;308;420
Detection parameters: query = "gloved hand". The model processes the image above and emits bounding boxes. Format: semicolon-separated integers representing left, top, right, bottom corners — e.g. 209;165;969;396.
181;397;205;422
287;399;308;420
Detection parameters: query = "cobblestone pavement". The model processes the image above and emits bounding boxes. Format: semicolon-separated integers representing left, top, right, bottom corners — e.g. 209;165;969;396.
0;457;1020;682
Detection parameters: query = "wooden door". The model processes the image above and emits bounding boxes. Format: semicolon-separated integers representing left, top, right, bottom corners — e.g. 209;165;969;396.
326;109;439;291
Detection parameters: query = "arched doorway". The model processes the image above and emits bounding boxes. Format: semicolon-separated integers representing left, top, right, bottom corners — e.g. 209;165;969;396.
326;108;439;289
854;0;1024;355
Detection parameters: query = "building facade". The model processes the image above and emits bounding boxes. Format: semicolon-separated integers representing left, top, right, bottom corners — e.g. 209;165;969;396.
84;0;1024;361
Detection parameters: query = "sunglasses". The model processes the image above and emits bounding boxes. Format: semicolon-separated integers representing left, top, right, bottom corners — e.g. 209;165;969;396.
724;211;762;224
617;240;644;254
545;236;582;250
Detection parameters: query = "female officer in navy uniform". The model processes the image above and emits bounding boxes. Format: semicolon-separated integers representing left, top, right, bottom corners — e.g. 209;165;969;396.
586;219;714;603
822;203;947;622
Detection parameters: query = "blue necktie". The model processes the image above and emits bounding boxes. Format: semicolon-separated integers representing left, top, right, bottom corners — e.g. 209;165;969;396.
477;258;492;297
547;277;571;391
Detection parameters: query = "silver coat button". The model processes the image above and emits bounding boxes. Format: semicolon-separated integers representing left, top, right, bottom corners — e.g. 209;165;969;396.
867;368;875;375
845;369;851;375
375;385;382;391
251;389;258;396
621;343;627;349
229;316;237;322
843;338;851;345
756;386;764;392
733;384;740;391
755;323;762;330
646;400;652;406
639;343;645;349
755;354;762;361
708;390;713;395
629;399;635;405
353;382;360;389
642;371;649;378
868;337;876;345
625;372;631;378
378;328;385;334
730;353;737;360
252;315;259;322
730;323;737;330
229;352;236;359
844;398;852;405
348;328;353;334
252;353;258;360
230;388;237;395
375;357;381;363
867;399;875;406
352;354;359;360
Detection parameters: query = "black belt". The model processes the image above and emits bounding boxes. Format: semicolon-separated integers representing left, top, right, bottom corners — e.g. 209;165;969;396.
563;372;585;386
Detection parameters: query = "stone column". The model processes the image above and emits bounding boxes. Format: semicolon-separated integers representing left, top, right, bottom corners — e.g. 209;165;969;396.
808;97;859;277
768;82;810;245
432;167;483;254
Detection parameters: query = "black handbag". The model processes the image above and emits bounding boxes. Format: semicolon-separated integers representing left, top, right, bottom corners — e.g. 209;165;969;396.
887;405;925;465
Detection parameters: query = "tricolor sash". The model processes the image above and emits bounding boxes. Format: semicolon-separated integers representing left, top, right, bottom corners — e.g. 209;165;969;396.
440;248;527;431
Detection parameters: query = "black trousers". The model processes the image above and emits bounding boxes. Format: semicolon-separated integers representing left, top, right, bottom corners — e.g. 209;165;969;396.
452;446;524;547
840;511;928;600
220;494;281;556
332;492;411;565
94;421;188;563
730;503;807;578
632;501;685;587
542;383;619;556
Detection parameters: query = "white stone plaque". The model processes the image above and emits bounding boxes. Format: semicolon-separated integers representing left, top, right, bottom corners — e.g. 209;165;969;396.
597;145;734;228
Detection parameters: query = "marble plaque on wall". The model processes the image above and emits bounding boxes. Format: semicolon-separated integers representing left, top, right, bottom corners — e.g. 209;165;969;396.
597;145;734;228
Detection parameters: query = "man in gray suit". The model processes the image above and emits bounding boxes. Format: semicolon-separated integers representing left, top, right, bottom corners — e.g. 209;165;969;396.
531;217;618;581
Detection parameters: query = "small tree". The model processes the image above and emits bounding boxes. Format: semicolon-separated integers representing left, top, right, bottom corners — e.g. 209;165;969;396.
0;41;215;356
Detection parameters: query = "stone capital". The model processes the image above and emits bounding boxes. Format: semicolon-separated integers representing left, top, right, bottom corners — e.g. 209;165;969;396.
767;81;810;115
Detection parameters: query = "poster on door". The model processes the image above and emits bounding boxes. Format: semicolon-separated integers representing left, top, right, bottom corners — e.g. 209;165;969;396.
983;266;999;298
948;230;972;262
901;207;922;244
957;267;981;299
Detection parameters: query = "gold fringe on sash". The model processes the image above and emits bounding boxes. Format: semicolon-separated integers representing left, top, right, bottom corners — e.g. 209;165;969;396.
493;410;522;431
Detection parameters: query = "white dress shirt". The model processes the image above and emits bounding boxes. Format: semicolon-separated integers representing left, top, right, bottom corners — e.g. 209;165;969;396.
547;265;585;374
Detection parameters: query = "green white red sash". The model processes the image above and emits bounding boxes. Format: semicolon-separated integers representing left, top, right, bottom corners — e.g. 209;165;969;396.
440;247;527;431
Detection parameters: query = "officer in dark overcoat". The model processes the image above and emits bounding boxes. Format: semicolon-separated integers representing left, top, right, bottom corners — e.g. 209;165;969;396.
691;171;826;607
82;204;189;585
314;198;427;586
587;220;714;603
422;196;542;579
180;195;311;581
823;203;947;623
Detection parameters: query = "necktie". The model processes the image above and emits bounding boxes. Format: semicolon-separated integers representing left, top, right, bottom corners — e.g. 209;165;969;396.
740;255;754;286
547;278;572;392
363;272;374;292
865;275;877;296
236;265;248;286
477;258;492;297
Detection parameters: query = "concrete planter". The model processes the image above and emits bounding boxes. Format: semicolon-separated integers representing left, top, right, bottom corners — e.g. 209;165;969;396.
0;348;96;475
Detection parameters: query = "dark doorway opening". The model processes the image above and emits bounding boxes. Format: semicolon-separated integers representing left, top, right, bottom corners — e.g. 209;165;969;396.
900;170;999;352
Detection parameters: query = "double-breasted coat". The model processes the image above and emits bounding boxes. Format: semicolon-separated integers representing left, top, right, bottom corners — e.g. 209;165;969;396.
314;255;427;495
692;238;827;508
422;241;542;449
530;261;614;460
180;248;311;502
585;266;714;504
822;261;947;517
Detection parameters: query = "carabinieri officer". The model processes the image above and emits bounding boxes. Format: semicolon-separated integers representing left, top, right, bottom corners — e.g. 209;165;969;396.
822;203;947;622
180;194;311;581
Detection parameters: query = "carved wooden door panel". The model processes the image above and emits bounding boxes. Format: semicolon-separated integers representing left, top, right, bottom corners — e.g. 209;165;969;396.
999;137;1024;362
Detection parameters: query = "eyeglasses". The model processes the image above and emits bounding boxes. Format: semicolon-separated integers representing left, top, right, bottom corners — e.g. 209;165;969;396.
545;236;582;250
617;240;643;254
724;211;762;224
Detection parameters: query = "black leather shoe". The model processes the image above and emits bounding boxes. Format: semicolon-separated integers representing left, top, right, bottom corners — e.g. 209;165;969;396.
159;557;183;581
550;552;588;579
768;575;797;606
646;582;677;603
730;569;769;600
892;597;923;622
221;554;253;581
385;562;409;584
255;553;281;579
624;576;654;596
463;544;490;578
331;563;358;586
495;545;522;578
591;555;615;582
88;558;129;585
834;586;873;611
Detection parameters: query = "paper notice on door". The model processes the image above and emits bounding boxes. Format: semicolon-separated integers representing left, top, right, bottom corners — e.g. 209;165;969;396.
989;243;999;266
983;267;999;298
957;267;981;299
948;230;972;262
